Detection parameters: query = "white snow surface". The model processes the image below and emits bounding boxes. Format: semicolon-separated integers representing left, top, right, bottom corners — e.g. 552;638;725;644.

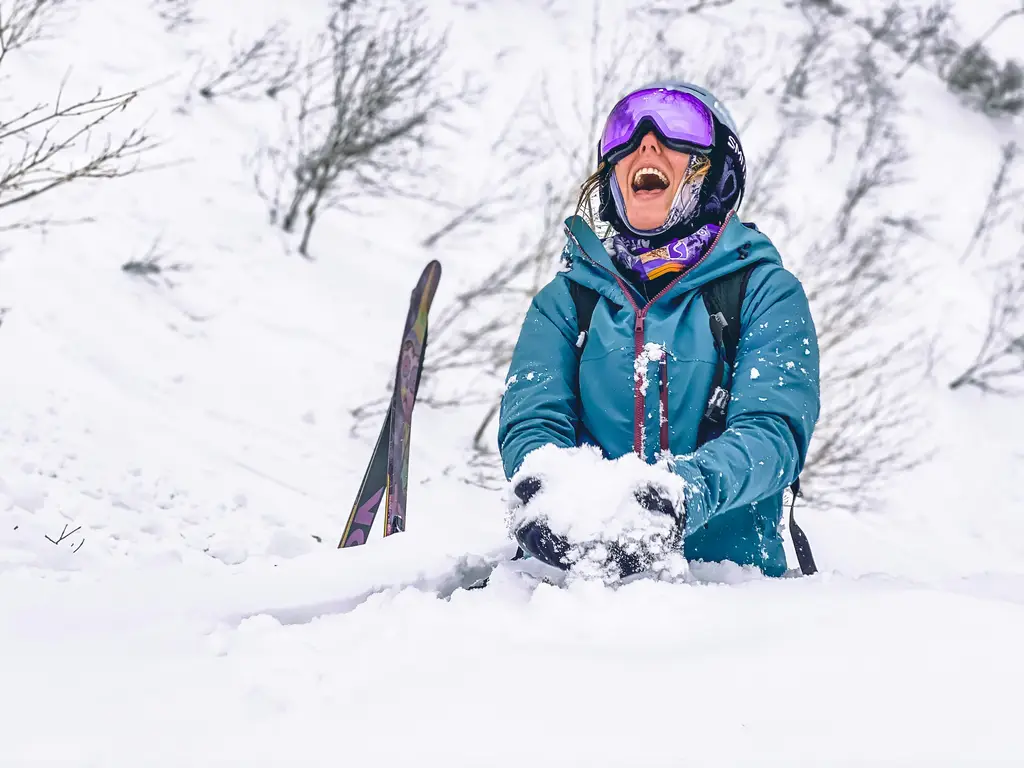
1;0;1024;765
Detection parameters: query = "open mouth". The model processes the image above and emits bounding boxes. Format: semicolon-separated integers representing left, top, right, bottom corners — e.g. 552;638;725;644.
631;166;670;196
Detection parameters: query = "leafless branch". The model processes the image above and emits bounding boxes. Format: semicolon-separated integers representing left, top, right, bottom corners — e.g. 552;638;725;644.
643;0;734;16
0;4;154;222
419;157;531;250
782;5;832;103
0;0;68;69
894;1;955;78
0;213;92;232
151;0;196;32
195;22;299;101
0;82;153;213
962;142;1019;263
949;255;1024;394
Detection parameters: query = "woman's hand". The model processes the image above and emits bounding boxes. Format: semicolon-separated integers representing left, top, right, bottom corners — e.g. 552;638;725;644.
508;471;686;577
509;476;574;570
605;482;686;578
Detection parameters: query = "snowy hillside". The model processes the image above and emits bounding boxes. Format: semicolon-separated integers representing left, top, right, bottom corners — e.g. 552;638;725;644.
2;0;1023;764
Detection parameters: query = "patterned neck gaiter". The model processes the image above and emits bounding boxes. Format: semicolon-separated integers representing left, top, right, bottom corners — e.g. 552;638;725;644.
610;222;721;281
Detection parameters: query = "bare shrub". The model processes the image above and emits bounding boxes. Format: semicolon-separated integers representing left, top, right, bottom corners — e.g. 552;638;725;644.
961;142;1019;264
193;22;299;102
0;0;153;220
782;5;833;102
122;237;189;282
942;2;1024;76
945;46;1024;117
949;256;1024;395
0;0;67;58
255;0;457;257
823;0;1024;117
152;0;196;32
948;143;1024;394
852;0;955;77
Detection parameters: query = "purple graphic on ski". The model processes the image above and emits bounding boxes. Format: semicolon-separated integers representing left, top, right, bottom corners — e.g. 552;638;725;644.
385;262;440;538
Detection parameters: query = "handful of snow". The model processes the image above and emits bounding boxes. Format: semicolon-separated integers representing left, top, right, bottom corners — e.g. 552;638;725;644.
506;444;688;581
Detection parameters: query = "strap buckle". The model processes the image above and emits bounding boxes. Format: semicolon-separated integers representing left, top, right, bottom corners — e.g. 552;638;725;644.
704;385;729;422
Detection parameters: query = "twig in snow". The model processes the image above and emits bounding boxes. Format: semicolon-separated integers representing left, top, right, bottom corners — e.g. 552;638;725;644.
45;523;84;551
121;237;189;281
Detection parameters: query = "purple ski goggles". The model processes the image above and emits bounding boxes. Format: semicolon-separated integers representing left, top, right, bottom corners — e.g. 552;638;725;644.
599;87;715;166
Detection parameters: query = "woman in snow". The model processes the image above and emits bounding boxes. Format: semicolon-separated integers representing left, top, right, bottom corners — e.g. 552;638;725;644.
497;82;821;578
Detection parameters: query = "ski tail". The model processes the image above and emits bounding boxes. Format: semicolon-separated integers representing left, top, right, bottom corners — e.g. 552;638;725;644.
339;406;393;548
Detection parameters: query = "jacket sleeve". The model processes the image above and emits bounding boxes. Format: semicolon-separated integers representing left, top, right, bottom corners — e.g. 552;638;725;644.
497;277;581;479
671;264;821;535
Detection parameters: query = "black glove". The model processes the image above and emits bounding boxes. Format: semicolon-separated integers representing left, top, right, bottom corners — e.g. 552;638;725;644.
509;476;573;571
606;483;685;578
513;475;542;506
634;483;681;520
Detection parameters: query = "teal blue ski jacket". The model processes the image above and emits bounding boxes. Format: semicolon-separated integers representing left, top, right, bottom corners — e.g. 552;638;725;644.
497;211;821;576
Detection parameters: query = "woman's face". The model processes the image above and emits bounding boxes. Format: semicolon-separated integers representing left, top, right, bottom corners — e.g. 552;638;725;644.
612;131;691;231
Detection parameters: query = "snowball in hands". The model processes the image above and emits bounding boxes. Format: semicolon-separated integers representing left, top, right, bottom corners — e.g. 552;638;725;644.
507;445;687;579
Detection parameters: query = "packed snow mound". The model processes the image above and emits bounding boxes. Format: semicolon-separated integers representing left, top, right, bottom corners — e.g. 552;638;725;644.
508;445;688;581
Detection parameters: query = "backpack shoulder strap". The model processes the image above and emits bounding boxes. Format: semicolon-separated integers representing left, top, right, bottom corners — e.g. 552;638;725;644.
701;266;754;367
568;281;600;352
697;265;755;445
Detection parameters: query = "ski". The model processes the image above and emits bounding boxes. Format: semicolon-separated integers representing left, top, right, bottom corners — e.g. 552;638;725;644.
338;260;442;548
383;260;441;537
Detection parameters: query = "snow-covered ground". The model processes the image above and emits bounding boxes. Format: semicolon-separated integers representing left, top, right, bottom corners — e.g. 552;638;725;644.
2;0;1023;764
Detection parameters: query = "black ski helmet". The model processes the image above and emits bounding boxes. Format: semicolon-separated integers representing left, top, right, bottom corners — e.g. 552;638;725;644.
597;80;747;241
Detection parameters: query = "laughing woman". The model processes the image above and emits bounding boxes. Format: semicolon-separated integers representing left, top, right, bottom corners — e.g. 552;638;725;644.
497;81;821;578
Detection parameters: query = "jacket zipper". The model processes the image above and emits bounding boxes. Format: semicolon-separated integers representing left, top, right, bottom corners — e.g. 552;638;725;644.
566;211;734;458
659;355;670;453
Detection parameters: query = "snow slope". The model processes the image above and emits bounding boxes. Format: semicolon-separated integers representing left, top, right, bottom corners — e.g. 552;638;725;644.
1;0;1023;765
